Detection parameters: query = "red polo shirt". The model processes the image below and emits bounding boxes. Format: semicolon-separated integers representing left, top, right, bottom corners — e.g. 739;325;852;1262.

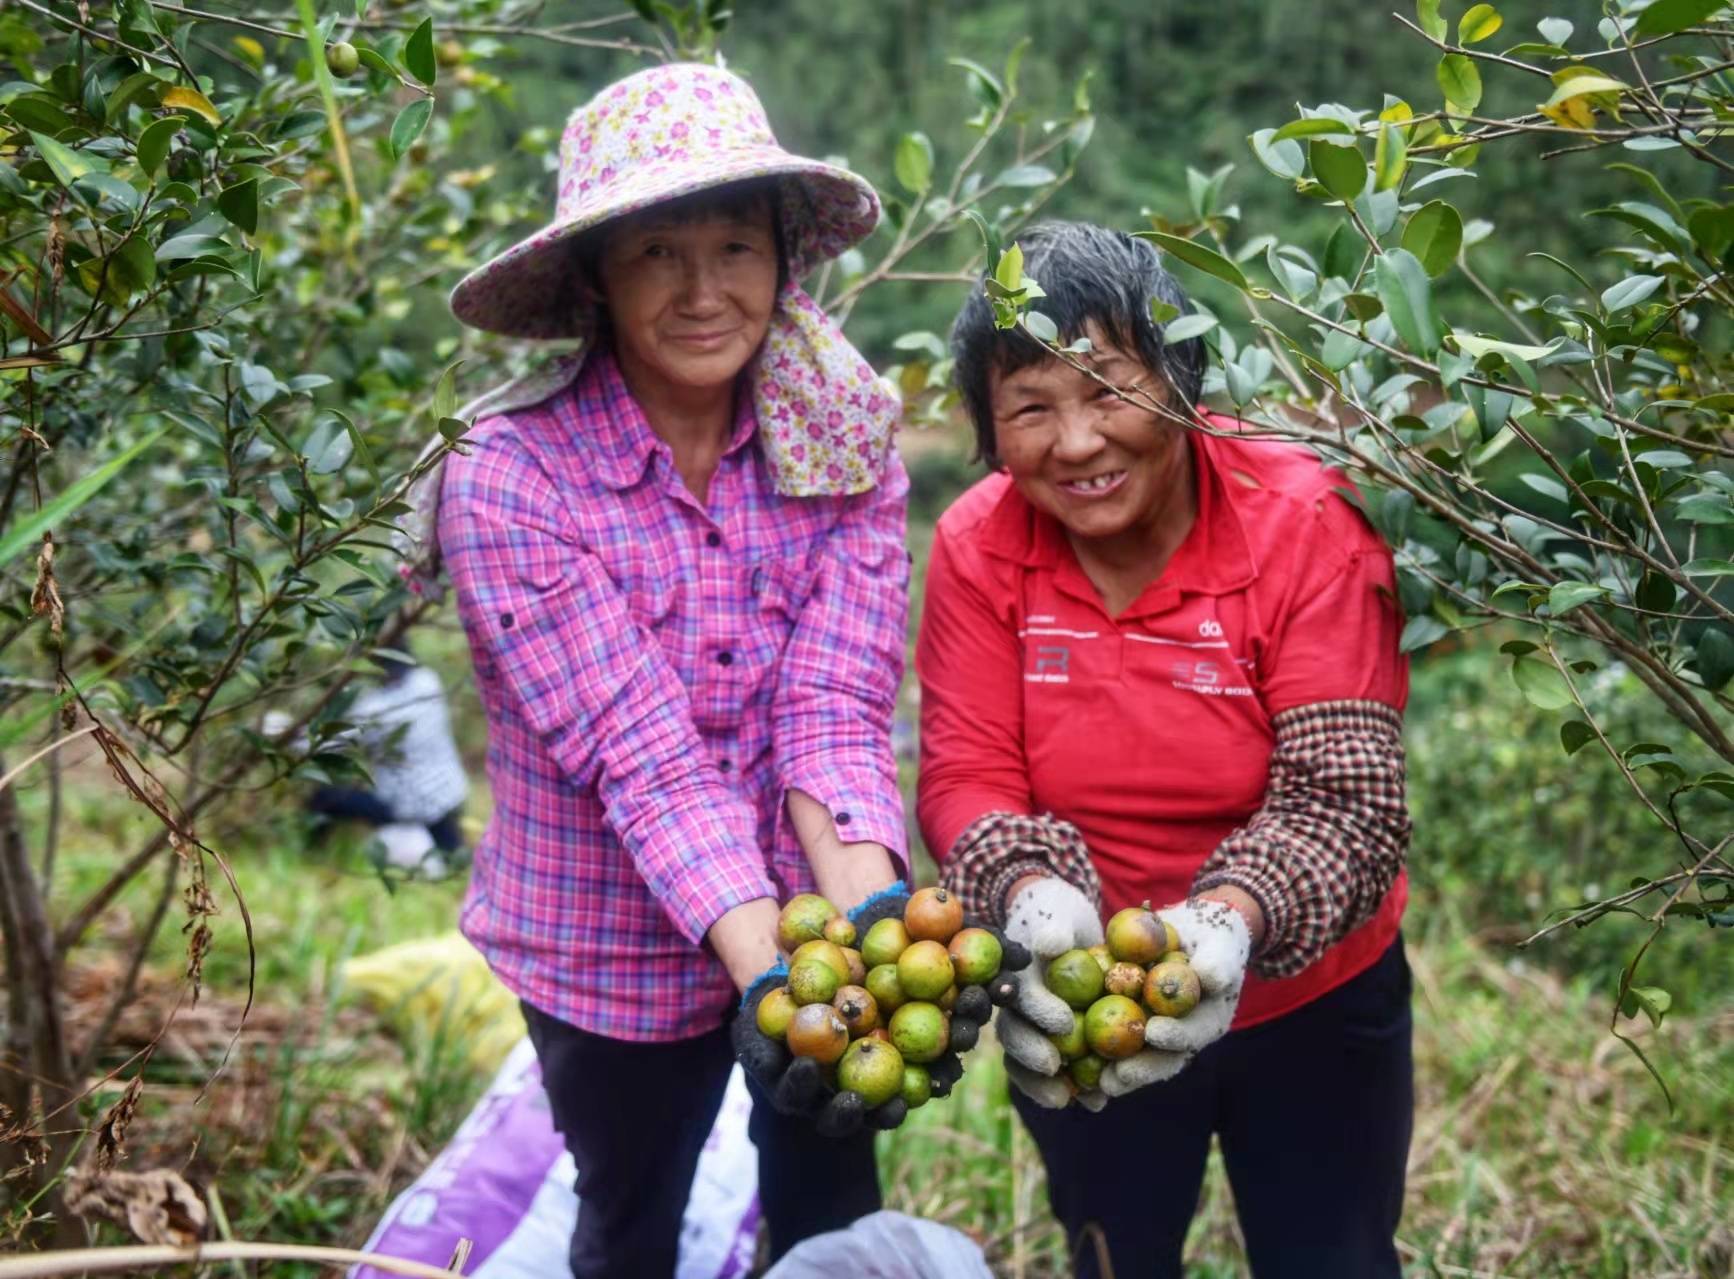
916;417;1408;1028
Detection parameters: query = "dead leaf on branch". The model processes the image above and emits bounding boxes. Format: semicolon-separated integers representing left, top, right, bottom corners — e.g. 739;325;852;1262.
64;1165;208;1247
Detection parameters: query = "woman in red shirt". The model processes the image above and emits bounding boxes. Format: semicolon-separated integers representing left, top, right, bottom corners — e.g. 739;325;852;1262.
917;221;1414;1278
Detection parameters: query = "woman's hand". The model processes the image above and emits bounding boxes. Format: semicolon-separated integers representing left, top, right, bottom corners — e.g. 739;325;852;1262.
995;876;1110;1110
706;897;783;995
1140;896;1254;1056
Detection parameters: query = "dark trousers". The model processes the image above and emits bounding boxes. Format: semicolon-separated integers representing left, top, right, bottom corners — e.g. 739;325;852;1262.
520;1001;881;1279
307;786;465;851
1014;938;1414;1279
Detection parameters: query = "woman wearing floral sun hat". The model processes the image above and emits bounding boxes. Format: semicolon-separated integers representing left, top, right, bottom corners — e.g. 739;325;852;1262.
432;63;924;1276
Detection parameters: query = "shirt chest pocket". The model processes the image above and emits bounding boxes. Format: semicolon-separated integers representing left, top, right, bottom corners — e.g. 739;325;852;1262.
744;553;820;668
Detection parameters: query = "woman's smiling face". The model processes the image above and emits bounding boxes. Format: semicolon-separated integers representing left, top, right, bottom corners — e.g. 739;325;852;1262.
596;196;780;399
989;326;1193;550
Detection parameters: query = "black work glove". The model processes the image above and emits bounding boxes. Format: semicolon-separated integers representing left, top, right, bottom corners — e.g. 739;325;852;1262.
731;885;1031;1137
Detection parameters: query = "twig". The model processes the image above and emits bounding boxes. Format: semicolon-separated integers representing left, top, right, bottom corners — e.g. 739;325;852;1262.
0;1243;470;1278
0;726;99;795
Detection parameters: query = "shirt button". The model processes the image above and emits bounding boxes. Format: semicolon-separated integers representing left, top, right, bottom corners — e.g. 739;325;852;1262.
716;650;734;667
835;811;852;827
705;531;722;548
499;612;515;630
718;758;732;773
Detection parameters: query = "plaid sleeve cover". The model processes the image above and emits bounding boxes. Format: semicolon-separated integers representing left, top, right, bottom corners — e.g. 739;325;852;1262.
1191;698;1410;979
938;811;1105;928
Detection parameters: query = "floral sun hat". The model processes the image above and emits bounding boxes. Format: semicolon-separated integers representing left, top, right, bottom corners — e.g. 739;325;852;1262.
398;63;898;600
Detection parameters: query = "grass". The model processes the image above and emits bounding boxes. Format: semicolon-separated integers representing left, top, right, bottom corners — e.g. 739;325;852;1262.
23;744;1732;1278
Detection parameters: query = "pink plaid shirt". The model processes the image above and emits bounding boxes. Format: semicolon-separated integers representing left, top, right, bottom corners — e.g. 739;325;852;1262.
439;349;910;1041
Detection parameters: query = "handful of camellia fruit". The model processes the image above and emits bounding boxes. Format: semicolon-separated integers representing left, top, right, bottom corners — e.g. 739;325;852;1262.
1041;903;1201;1093
757;888;1010;1115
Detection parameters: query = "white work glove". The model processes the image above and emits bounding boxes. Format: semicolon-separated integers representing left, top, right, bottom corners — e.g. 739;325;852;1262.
996;878;1108;1111
1141;899;1253;1055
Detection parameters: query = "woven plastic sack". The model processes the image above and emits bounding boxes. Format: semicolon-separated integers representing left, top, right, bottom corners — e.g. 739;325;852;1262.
763;1211;992;1279
351;1038;761;1279
340;932;525;1075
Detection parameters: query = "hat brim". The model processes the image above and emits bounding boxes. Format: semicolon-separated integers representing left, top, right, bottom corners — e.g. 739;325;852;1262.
448;150;879;341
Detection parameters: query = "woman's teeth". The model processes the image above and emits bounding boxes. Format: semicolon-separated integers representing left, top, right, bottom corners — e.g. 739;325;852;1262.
1062;471;1125;494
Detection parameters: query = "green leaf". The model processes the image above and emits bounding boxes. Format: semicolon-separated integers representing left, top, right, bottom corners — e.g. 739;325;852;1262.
1401;201;1463;277
28;131;108;189
1538;18;1574;45
301;417;353;475
1417;0;1447;40
1560;720;1596;755
1248;128;1305;181
1684;558;1734;577
1374;248;1444;355
996;164;1057;188
404;18;436;85
1623;985;1672;1028
156;232;230;261
433;359;464;423
1601;274;1663;312
1634;0;1724;38
948;57;1004;110
1309;140;1366;201
0;429;165;568
1549;581;1608;615
1163;314;1218;343
137;115;183;178
893;131;934;196
1134;231;1250;290
1024;310;1059;343
1373;123;1407;192
1459;3;1503;42
1272;118;1355;142
390;98;433;161
1437;55;1483;111
994;242;1025;293
1400;614;1449;653
1695;627;1734;690
1453;333;1555;361
1511;653;1576;710
1542;73;1629;110
1149;299;1180;326
217;178;259;235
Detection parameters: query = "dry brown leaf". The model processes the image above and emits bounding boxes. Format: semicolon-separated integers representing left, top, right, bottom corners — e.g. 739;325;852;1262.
64;1166;208;1247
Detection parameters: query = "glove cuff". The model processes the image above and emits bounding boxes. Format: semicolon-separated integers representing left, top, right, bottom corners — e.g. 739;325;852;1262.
738;959;790;1014
847;880;910;929
940;812;1103;928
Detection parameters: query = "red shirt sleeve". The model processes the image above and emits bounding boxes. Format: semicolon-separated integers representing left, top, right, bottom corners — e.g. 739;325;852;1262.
1256;495;1408;716
914;517;1034;864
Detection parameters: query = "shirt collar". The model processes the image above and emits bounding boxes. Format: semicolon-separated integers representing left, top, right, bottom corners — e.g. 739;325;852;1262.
573;345;759;492
976;416;1260;601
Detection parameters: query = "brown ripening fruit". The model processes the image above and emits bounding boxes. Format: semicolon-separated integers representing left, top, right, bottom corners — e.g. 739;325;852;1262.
1085;944;1114;974
756;987;797;1041
1144;960;1203;1018
833;985;880;1037
790;939;849;982
1083;995;1147;1060
840;947;868;986
778;894;839;952
896;940;954;1001
904;886;964;942
1105;906;1171;965
786;1003;849;1063
824;915;858;948
1104;962;1147;999
947;928;1003;984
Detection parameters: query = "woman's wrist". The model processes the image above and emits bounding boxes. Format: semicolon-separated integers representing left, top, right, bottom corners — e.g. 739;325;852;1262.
706;896;782;993
1194;885;1267;949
